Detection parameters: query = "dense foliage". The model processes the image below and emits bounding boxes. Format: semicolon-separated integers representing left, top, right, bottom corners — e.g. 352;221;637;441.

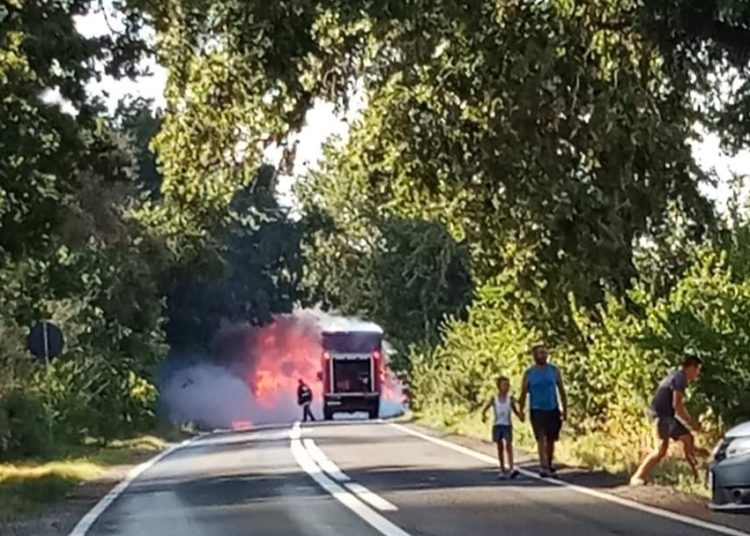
297;157;474;355
411;236;750;470
288;0;750;474
0;0;311;458
2;0;750;487
0;0;167;456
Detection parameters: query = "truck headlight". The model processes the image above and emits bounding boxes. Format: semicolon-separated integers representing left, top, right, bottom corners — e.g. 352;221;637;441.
726;437;750;460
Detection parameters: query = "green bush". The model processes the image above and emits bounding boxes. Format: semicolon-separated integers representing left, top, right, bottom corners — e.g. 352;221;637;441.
0;391;53;460
411;244;750;472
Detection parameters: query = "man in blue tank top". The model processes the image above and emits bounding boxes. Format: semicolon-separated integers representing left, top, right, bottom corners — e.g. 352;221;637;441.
519;343;568;477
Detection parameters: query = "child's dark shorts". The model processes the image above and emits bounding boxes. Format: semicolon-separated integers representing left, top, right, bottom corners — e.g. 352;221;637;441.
492;424;513;443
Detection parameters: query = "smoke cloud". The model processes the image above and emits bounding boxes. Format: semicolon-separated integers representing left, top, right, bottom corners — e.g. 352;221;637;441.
160;310;406;430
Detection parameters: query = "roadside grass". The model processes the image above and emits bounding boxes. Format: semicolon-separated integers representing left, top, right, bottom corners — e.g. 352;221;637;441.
413;407;710;498
0;426;192;524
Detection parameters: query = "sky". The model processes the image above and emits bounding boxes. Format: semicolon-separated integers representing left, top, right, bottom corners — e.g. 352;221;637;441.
76;12;750;213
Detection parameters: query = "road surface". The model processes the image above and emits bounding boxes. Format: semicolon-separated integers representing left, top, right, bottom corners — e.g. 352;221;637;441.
81;421;749;536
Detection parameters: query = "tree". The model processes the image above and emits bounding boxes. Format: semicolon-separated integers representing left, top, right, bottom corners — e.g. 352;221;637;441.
637;0;750;151
297;145;474;356
114;96;163;196
1;0;167;448
163;164;310;352
294;2;714;341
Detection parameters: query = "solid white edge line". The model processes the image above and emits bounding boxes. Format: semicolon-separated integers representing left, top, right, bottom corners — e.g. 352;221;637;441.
345;482;399;512
302;438;351;482
68;436;198;536
290;437;410;536
388;423;750;536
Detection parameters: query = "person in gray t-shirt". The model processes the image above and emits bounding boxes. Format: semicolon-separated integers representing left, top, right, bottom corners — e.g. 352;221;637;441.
630;355;703;486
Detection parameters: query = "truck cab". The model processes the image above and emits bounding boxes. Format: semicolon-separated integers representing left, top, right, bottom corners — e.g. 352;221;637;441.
321;330;383;420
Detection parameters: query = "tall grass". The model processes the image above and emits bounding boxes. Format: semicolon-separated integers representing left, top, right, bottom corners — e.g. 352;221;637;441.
0;435;168;523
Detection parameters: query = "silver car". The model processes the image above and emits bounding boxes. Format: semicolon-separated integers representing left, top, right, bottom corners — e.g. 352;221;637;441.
710;421;750;510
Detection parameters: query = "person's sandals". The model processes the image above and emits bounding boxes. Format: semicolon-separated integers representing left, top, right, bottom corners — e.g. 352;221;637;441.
510;469;520;479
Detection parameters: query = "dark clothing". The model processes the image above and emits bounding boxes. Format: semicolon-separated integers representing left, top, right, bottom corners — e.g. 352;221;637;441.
298;383;315;422
492;424;513;443
297;384;312;405
655;415;690;440
649;369;687;418
530;409;562;441
302;402;315;422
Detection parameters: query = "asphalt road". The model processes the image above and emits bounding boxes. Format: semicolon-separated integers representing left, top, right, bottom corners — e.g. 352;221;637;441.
82;421;749;536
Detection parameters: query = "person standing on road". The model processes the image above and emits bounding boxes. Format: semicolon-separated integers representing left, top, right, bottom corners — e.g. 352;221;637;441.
519;344;568;478
630;355;703;486
482;375;524;479
297;379;316;422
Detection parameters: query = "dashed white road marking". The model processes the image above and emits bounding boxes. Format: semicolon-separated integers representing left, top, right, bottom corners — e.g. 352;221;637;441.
388;422;750;536
303;438;350;482
290;431;410;536
302;437;399;511
290;421;302;440
293;424;399;513
345;482;399;512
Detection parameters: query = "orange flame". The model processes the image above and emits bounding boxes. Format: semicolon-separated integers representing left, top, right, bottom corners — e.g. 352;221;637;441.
242;314;324;409
253;369;277;399
216;312;405;420
231;420;253;430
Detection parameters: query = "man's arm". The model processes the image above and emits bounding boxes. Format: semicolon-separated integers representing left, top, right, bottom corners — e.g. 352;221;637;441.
556;368;568;421
518;372;529;413
673;391;700;431
511;396;524;421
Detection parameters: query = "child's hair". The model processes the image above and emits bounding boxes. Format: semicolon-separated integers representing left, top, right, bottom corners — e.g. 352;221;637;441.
496;375;510;385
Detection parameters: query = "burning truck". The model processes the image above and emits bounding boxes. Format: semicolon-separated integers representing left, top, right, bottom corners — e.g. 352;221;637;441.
320;329;384;420
160;311;405;430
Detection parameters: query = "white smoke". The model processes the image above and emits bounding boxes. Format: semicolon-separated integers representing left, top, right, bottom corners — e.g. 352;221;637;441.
313;310;384;333
160;310;406;430
161;363;318;429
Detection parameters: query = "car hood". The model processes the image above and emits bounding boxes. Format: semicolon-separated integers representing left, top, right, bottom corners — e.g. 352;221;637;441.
726;421;750;439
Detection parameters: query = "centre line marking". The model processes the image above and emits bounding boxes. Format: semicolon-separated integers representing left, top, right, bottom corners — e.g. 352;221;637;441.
345;482;399;512
290;435;410;536
301;437;399;512
303;439;350;482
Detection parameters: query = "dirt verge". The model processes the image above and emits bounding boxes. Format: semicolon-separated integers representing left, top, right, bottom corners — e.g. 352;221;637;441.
0;455;153;536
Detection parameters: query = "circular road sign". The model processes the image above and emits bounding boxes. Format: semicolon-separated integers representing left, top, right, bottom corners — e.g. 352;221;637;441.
27;321;65;361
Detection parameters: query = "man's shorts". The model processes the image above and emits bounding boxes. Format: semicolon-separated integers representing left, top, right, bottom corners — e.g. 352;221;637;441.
655;416;691;441
530;409;562;442
492;424;513;443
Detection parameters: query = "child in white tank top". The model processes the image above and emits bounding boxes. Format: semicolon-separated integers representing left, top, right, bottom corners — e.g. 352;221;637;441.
482;375;524;479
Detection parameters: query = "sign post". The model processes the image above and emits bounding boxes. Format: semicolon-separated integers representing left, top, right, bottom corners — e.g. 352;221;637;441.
27;321;64;439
